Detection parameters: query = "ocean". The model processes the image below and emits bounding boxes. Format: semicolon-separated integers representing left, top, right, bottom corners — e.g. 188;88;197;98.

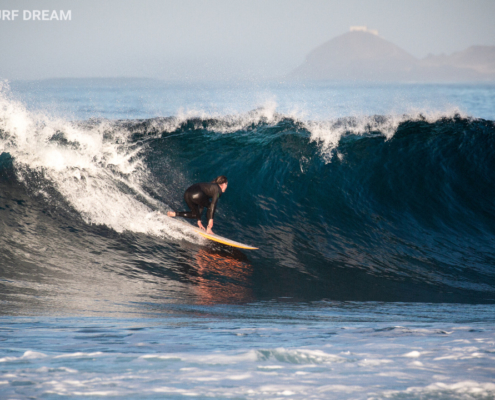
1;78;495;399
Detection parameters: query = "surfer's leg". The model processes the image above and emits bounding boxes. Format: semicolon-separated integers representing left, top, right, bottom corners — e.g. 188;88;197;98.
175;189;202;219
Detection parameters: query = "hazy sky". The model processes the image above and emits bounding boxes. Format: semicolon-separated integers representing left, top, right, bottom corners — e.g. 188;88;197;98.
1;0;494;81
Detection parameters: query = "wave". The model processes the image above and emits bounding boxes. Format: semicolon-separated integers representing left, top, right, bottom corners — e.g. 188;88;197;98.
1;83;495;303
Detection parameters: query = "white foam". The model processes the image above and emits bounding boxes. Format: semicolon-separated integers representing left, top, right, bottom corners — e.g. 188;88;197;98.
409;361;424;367
259;348;346;364
358;358;393;367
1;324;494;400
22;350;47;359
192;377;220;382
304;108;468;161
0;83;197;242
72;390;119;396
393;380;495;397
54;352;102;359
0;357;17;363
258;384;309;394
141;351;258;365
317;384;363;393
139;354;182;361
174;100;283;134
403;350;421;358
0;350;46;362
152;386;187;393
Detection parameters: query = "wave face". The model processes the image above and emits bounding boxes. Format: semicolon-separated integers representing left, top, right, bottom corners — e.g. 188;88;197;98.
1;88;495;306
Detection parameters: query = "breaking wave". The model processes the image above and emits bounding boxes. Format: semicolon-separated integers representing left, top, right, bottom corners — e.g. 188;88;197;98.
1;83;495;304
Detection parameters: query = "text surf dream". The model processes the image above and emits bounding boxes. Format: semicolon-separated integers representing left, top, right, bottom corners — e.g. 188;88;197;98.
0;10;71;21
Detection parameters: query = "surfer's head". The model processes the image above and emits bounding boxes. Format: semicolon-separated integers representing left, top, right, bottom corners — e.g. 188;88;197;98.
213;175;228;192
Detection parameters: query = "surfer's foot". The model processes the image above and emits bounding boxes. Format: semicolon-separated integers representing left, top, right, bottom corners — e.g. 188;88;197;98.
167;211;176;217
206;229;214;235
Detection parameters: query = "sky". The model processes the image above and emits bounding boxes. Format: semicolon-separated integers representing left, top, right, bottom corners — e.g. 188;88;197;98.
1;0;494;81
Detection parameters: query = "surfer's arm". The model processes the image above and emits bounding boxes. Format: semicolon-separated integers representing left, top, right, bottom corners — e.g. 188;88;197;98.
206;191;220;222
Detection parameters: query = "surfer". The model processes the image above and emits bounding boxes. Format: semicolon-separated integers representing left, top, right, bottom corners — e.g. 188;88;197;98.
167;176;228;235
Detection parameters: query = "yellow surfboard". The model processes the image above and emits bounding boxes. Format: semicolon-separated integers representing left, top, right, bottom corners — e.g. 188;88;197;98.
169;217;258;250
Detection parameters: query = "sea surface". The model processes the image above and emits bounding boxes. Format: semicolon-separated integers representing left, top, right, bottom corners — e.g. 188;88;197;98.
1;79;495;399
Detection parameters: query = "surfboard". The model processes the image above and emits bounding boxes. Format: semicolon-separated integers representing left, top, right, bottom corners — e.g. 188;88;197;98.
169;217;258;250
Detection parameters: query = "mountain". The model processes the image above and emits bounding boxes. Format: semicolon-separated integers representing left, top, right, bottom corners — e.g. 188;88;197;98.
290;30;417;81
290;30;495;82
420;46;495;77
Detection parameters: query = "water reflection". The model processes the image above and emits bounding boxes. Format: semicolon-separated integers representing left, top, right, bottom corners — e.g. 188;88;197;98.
193;248;253;304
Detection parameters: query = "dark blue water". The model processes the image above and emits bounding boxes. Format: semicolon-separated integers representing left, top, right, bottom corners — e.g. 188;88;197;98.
1;79;494;399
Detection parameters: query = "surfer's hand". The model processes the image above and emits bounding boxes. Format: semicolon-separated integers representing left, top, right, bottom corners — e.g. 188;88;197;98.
206;220;214;235
197;221;206;231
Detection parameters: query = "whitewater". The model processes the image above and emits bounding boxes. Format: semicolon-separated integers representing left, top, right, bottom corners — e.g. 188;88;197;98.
1;79;495;399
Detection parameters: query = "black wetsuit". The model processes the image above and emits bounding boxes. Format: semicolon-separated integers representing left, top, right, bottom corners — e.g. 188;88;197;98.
175;182;222;222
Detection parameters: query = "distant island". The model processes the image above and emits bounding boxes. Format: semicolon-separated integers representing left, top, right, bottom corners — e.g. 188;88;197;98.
290;26;495;82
